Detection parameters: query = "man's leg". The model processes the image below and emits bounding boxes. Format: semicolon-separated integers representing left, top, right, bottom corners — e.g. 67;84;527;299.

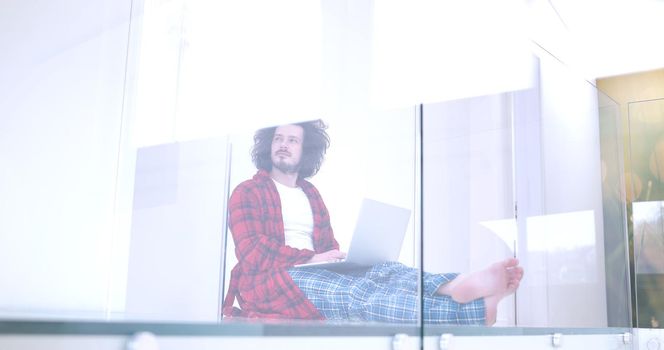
423;296;485;325
348;263;487;324
289;263;501;324
352;262;458;295
290;265;457;323
288;267;356;320
361;263;486;325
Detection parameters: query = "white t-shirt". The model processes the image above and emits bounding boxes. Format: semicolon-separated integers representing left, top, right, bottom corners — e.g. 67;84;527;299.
273;179;315;250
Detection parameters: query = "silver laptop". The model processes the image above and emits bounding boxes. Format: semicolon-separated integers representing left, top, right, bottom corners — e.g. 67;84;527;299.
296;198;411;272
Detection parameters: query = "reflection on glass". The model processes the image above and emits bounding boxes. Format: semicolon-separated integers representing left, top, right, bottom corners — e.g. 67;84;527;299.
628;99;664;202
633;202;664;274
629;98;664;328
633;202;664;328
121;137;230;322
526;211;596;253
478;218;517;254
526;211;599;292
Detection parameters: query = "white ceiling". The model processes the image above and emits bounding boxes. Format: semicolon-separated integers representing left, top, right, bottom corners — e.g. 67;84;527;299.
531;0;664;79
0;0;133;82
2;0;662;81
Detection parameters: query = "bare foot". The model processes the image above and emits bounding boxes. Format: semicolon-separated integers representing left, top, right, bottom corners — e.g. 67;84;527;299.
437;258;524;304
436;258;523;326
483;275;522;325
483;295;500;325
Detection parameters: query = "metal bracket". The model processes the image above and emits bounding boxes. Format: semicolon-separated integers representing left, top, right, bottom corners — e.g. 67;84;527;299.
647;337;661;350
551;333;563;348
392;333;409;350
126;332;159;350
439;333;453;350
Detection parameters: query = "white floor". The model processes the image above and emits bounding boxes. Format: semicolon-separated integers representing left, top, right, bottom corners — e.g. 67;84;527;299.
0;331;650;350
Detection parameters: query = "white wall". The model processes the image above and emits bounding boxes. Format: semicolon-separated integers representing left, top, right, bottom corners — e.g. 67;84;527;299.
0;0;133;317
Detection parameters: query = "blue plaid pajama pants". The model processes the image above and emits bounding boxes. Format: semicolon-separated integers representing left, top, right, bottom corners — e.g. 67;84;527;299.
288;262;485;324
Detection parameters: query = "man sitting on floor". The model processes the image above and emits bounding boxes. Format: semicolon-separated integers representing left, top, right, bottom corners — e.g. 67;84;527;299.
222;119;524;325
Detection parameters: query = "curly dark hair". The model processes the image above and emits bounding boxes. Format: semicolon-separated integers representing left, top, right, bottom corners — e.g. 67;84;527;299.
251;119;330;179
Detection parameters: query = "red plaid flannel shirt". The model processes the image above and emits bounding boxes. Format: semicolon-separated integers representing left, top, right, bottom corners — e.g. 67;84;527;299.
222;170;340;319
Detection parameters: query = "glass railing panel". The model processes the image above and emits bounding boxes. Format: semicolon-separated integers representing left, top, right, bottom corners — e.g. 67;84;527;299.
421;92;518;330
0;0;636;346
598;90;631;327
515;54;630;329
628;97;664;329
221;110;420;331
420;51;632;336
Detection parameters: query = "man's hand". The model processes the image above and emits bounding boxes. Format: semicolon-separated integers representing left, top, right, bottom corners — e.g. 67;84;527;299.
307;249;347;263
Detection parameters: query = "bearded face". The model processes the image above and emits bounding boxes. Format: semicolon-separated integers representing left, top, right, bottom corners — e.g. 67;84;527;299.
270;124;304;175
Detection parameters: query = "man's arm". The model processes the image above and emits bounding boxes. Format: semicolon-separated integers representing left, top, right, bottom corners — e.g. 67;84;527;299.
302;181;340;253
228;185;315;271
